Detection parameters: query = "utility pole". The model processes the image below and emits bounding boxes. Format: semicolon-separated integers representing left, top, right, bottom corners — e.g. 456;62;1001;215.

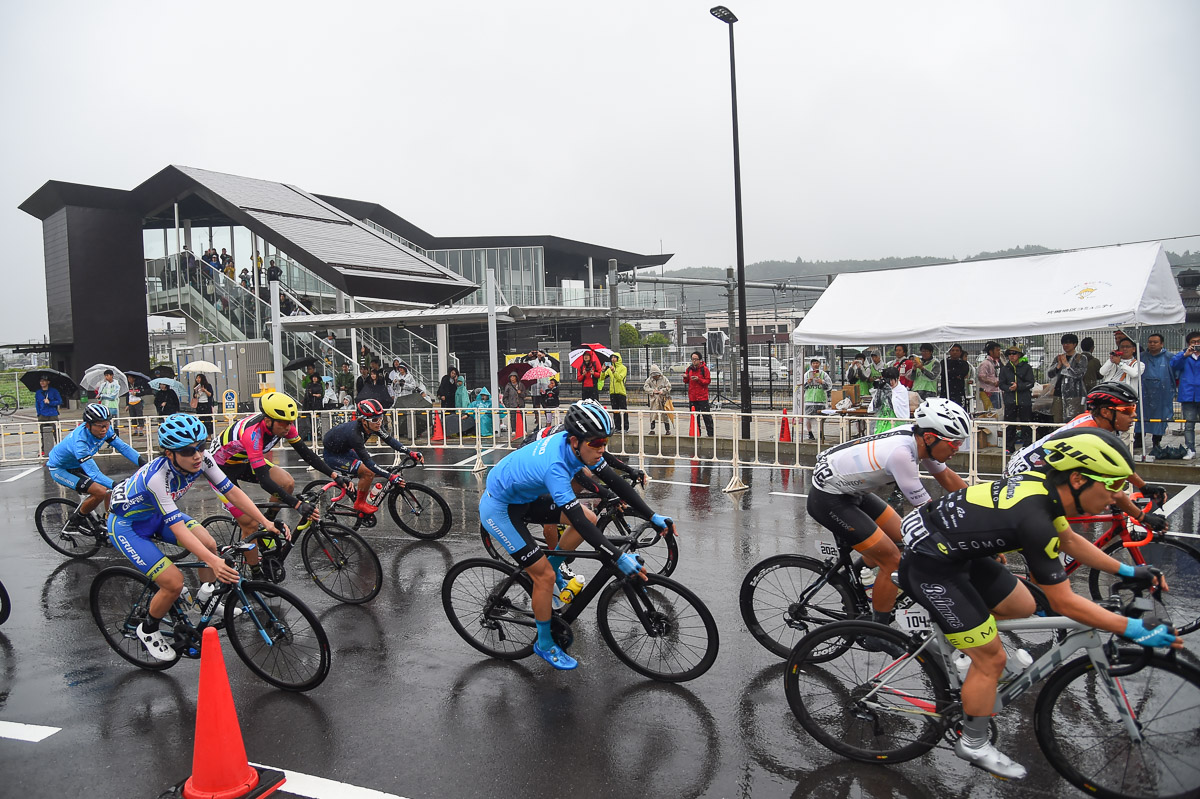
608;259;620;349
726;267;737;397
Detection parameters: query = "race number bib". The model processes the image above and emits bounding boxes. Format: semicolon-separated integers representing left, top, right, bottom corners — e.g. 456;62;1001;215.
814;539;840;559
900;606;935;632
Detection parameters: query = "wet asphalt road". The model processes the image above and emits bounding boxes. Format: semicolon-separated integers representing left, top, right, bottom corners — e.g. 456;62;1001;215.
0;448;1197;799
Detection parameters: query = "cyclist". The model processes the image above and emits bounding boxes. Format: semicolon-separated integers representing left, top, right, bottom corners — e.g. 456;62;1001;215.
1005;381;1168;528
107;414;284;661
211;392;343;577
480;400;665;670
807;397;970;627
321;398;422;516
897;427;1179;779
47;403;146;533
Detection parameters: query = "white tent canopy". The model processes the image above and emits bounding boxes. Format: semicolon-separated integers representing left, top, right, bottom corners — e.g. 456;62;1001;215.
791;242;1184;346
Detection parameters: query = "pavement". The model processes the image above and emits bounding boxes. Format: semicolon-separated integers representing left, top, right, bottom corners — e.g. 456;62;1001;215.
0;445;1197;799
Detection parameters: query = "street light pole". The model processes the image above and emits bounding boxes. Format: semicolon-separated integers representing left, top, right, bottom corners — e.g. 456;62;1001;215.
711;5;753;438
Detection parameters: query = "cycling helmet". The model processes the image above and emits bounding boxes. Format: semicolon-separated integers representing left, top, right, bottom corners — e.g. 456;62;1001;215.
259;391;299;422
1038;427;1134;478
913;397;970;440
1085;381;1138;410
356;398;385;420
563;399;613;440
82;403;113;424
158;413;209;450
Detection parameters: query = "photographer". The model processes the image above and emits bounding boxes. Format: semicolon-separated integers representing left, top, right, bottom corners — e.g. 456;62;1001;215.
1170;331;1200;460
1099;339;1144;451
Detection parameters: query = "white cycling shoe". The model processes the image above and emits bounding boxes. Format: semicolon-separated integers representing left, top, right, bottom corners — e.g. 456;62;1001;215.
954;738;1027;780
136;623;177;662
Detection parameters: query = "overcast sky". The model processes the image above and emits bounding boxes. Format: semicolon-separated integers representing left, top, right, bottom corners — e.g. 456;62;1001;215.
2;1;1197;343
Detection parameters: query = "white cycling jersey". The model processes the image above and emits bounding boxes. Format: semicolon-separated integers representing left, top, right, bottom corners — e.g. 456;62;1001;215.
811;424;947;506
1004;412;1098;478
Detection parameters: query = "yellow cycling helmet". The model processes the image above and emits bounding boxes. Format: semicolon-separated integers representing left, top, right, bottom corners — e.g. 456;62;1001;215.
1039;427;1134;478
259;391;299;422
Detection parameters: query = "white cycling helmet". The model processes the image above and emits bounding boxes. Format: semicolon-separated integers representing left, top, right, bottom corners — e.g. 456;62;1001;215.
913;397;971;440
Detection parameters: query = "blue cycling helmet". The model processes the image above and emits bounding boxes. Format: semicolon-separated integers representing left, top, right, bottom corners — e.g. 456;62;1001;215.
158;413;208;450
563;399;613;440
82;403;112;424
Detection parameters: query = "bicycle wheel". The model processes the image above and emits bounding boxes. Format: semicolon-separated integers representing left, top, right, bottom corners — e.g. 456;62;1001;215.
1089;537;1200;635
300;523;382;604
36;498;102;558
598;511;678;577
0;579;9;625
596;574;719;682
1035;649;1200;799
89;566;180;670
739;555;858;659
441;558;536;659
784;621;952;763
0;394;17;416
224;581;331;692
387;482;452;540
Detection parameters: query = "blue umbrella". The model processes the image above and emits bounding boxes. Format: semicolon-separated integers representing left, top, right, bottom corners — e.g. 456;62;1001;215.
149;377;187;402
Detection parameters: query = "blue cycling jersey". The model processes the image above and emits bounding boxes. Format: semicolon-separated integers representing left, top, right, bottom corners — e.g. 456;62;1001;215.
46;423;141;490
485;430;605;508
110;452;234;532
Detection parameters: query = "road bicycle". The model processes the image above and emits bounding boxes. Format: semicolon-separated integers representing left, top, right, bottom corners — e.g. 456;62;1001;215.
89;542;331;691
201;485;382;604
35;493;185;561
442;541;718;682
302;455;452;540
784;573;1199;799
0;394;17;417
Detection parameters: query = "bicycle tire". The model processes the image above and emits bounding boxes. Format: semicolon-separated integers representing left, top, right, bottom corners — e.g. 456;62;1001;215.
89;566;180;670
598;512;679;577
1035;649;1200;799
387;482;452;540
784;621;952;763
739;554;859;659
1088;538;1200;636
441;558;536;660
224;580;331;692
36;497;102;558
0;394;17;416
0;579;9;625
595;574;719;682
300;522;382;604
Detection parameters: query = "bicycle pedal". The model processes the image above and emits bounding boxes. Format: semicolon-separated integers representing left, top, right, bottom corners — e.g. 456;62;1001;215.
181;646;201;660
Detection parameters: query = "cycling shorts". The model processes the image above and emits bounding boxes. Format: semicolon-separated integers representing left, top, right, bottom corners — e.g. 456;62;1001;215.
219;461;279;519
479;491;544;568
107;513;197;581
806;488;893;551
523;494;563;526
897;552;1018;649
322;450;363;476
49;465;95;494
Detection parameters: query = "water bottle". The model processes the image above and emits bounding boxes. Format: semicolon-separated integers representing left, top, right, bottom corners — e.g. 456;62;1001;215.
954;654;971;679
196;582;216;607
1001;648;1034;683
558;575;587;605
860;567;877;591
363;481;385;512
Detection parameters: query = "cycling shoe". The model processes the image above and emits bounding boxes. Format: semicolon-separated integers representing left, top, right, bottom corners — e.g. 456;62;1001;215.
954;739;1027;780
856;633;905;658
533;642;578;670
136;623;177;662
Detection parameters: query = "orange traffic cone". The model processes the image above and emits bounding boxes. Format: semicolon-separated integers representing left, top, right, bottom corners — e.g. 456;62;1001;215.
688;411;696;437
779;408;792;443
170;627;286;799
513;408;525;438
431;409;444;442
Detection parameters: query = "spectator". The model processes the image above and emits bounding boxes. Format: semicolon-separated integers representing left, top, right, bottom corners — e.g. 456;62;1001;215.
154;381;180;417
1134;333;1173;460
942;344;972;409
454;375;470;409
526;350;555;424
35;375;62;455
863;350;884;393
1080;336;1103;391
599;352;629;432
999;347;1037;452
643;364;673;436
577;350;601;401
358;344;371;370
436;367;460;408
540;378;560;426
126;383;146;435
324;331;338;352
222;255;235;280
467;386;495;438
190;373;215;436
334;362;354;405
279;293;295;317
501;372;528;432
1047;333;1088;423
911;343;941;400
302;370;325;413
239;268;252;290
844;351;869;399
868;366;906;434
977;341;1002;411
1170;330;1200;460
684;350;714;437
355;364;371;399
891;344;915;389
97;369;122;417
800;357;832;440
390;363;426;404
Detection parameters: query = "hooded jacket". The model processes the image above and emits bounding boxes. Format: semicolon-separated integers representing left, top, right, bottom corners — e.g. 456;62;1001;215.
599;354;628;396
468;386;494;437
643;367;672;410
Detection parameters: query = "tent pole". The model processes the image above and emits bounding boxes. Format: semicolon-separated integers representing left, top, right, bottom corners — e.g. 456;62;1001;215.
1136;326;1147;462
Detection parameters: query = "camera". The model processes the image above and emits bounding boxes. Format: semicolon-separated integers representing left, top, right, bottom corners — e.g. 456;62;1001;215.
1111;350;1122;357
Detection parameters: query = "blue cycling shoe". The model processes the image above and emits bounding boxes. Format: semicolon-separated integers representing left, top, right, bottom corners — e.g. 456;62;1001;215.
533;642;578;670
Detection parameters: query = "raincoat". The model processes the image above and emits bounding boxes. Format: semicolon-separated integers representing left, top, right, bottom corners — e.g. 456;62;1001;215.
468;386;494;437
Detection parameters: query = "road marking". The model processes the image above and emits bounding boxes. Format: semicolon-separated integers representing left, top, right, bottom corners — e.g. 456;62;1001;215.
650;479;708;488
769;491;808;498
1;466;39;482
0;721;61;742
251;763;407;799
420;467;477;472
1160;484;1200;517
454;448;495;466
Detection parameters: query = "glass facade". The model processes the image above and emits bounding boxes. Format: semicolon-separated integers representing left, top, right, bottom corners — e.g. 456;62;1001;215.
427;246;545;306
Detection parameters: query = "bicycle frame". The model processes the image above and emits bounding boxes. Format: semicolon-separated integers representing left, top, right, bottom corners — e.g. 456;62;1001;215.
159;553;290;649
1063;510;1156;574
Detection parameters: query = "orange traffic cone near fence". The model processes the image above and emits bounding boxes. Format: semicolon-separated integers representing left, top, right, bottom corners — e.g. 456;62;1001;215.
688;412;696;437
513;408;525;438
167;627;286;799
431;409;444;442
779;408;792;443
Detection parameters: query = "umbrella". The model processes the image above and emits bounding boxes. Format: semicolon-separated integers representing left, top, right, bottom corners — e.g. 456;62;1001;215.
568;344;613;369
126;370;154;387
521;365;557;382
81;364;129;398
152;365;176;378
498;362;532;385
284;355;320;371
21;368;79;399
149;377;187;402
181;359;223;374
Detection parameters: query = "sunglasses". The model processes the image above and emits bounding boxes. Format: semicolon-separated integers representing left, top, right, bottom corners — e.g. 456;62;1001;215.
1081;472;1128;493
584;437;609;449
1111;405;1137;415
170;440;210;457
930;434;963;451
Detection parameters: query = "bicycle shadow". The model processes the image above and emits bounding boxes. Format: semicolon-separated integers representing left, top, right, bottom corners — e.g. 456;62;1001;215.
40;558;103;623
388;539;453;612
317;602;389;670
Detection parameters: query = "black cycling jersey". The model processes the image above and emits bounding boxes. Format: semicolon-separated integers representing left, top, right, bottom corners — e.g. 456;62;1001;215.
322;419;409;479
